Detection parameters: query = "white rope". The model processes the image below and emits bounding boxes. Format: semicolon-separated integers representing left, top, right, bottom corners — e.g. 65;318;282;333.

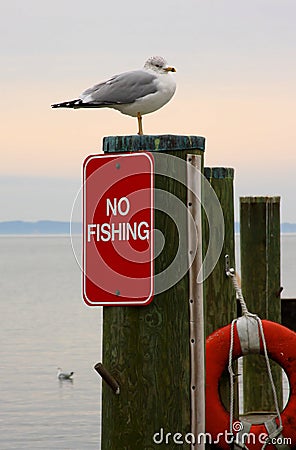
225;259;283;449
226;268;249;315
257;318;283;432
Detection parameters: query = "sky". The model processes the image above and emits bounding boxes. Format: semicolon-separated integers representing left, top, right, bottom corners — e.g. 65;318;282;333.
1;0;296;222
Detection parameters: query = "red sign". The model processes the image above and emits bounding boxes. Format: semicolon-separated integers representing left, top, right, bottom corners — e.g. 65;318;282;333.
83;152;154;306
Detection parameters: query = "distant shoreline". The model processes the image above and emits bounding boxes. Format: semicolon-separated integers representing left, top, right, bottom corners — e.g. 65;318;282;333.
0;220;295;235
0;220;81;235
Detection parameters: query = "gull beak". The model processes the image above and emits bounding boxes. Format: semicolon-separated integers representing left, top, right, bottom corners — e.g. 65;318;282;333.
164;66;176;72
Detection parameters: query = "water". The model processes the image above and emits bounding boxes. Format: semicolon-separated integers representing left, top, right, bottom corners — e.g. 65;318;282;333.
0;236;102;450
280;234;296;298
235;234;296;298
0;235;295;449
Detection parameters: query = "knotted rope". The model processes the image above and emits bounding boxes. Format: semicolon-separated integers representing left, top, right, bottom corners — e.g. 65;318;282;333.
225;255;283;449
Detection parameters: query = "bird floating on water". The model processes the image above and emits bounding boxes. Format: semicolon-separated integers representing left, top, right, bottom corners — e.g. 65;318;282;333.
51;56;176;135
57;367;74;380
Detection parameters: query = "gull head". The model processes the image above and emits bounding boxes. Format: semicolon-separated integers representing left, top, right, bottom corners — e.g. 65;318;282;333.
144;56;176;74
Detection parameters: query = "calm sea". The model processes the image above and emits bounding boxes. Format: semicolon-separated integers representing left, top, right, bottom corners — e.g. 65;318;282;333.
0;236;102;450
0;235;295;449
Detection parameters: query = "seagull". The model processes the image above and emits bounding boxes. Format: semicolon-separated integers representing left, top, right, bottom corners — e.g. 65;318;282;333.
51;56;176;135
57;367;74;380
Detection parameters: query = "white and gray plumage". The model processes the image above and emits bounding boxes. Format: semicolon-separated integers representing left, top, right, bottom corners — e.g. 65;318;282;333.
51;56;176;135
57;367;74;380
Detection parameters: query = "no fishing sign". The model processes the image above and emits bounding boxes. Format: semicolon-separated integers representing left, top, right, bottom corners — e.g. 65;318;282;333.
83;152;154;306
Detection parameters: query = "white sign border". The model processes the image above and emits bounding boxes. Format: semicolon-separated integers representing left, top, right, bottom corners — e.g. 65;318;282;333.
83;152;154;306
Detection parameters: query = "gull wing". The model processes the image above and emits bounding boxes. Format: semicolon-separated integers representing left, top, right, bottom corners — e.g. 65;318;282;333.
80;70;158;105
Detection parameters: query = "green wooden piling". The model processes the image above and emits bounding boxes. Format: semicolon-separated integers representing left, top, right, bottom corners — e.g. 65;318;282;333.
203;168;238;420
240;196;282;414
203;168;236;336
101;135;205;450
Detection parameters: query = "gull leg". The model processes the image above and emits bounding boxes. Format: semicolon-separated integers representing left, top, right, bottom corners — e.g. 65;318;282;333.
137;112;143;135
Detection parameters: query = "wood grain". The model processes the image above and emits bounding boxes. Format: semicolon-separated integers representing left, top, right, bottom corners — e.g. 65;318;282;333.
101;137;205;449
240;196;282;413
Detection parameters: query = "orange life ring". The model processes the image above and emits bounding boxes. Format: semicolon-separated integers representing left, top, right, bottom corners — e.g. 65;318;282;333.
206;320;296;449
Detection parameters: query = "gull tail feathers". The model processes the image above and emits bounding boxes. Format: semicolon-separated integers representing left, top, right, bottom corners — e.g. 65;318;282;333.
51;99;82;108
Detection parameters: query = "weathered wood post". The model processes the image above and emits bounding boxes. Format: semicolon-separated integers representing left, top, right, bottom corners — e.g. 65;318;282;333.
203;168;238;418
203;168;236;336
101;135;205;449
240;196;282;414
